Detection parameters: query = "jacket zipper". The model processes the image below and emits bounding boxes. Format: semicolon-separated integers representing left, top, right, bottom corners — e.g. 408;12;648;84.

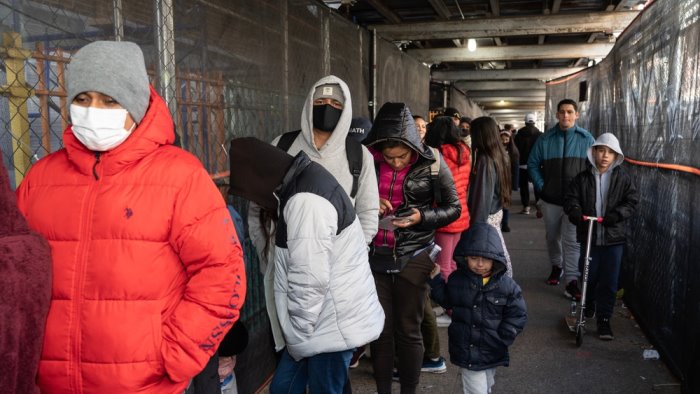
561;129;568;199
71;153;102;392
392;159;432;261
92;152;101;180
384;169;398;250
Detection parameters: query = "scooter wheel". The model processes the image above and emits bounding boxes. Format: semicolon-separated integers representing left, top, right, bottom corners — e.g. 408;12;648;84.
576;326;584;347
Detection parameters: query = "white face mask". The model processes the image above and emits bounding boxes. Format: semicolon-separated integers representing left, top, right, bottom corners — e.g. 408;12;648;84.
69;104;135;152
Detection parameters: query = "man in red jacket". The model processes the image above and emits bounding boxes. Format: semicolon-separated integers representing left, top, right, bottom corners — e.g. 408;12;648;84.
16;41;246;394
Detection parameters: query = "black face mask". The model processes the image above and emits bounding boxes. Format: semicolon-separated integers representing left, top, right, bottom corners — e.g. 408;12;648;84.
312;104;342;132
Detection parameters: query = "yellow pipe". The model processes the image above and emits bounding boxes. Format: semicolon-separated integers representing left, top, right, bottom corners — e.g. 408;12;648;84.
1;32;34;185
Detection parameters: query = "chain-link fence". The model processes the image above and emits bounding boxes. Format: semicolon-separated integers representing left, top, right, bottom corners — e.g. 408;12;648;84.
545;0;700;391
0;0;429;391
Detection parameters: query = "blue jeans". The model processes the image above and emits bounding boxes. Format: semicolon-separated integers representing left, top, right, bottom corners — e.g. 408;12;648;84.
579;244;624;319
270;348;353;394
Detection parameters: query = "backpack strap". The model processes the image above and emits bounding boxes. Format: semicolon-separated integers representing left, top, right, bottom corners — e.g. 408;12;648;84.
275;129;302;151
276;129;363;199
345;137;363;199
428;146;442;204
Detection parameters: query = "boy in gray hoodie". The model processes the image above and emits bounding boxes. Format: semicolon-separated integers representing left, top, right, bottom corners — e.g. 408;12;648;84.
564;133;638;340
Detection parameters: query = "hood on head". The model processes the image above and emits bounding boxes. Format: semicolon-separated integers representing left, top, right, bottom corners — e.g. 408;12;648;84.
229;137;294;211
300;75;353;155
363;102;430;158
453;222;507;274
587;132;624;169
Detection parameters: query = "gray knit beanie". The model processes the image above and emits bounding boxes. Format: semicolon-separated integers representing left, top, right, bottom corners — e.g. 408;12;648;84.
66;41;150;123
312;83;345;105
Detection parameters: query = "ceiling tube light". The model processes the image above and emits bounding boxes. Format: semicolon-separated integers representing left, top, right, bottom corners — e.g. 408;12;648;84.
467;38;477;52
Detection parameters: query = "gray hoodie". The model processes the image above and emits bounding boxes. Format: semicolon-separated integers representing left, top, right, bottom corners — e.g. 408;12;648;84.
587;132;625;241
271;75;379;244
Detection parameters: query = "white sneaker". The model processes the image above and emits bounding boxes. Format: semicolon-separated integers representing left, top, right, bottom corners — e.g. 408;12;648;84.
421;356;447;373
520;206;531;215
436;314;452;327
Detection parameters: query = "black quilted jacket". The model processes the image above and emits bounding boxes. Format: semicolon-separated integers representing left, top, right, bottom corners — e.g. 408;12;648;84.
363;102;461;257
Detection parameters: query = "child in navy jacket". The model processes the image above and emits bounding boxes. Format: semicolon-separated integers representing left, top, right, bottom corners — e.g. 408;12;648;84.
430;222;527;393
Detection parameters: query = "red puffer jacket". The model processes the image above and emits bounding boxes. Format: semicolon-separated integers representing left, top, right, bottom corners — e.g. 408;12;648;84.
16;86;246;394
438;143;471;233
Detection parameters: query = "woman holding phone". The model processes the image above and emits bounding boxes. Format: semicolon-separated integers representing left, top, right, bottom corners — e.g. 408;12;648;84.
362;102;460;394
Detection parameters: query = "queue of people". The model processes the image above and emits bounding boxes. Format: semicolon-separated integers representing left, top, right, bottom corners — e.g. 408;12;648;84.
1;39;639;394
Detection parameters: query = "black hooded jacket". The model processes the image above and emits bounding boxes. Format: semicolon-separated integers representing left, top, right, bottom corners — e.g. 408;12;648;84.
514;123;541;165
563;165;638;245
363;102;461;257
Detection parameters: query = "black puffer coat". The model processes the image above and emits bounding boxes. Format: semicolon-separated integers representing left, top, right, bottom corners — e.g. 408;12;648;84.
514;123;541;165
363;102;461;257
430;223;527;371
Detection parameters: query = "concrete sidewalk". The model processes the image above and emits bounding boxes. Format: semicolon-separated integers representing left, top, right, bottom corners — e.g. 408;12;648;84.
347;200;680;393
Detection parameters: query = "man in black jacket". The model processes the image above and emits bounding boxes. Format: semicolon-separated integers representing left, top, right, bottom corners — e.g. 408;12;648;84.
514;113;542;215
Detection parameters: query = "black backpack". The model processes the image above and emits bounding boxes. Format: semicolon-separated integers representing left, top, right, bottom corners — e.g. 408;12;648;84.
275;130;363;199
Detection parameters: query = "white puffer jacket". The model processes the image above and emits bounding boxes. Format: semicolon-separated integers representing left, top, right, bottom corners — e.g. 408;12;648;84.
273;153;384;360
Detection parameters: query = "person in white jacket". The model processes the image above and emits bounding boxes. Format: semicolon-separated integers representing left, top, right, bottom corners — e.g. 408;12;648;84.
247;75;380;364
229;137;384;394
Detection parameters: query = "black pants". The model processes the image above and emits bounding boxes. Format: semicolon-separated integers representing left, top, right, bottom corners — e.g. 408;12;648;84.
187;355;220;394
518;168;539;207
370;251;433;394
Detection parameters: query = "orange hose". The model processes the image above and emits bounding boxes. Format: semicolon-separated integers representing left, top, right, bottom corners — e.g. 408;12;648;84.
211;170;230;180
625;157;700;176
210;158;700;180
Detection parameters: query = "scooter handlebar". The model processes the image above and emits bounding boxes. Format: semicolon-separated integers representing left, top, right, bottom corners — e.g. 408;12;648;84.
582;215;603;223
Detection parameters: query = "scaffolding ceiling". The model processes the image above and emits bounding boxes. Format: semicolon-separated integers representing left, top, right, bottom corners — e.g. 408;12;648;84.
324;0;647;124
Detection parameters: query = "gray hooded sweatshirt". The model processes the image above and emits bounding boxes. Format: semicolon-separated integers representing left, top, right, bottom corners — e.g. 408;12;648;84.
587;132;625;241
271;75;379;244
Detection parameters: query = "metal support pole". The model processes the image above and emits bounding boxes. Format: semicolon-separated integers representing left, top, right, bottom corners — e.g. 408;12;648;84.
1;32;34;186
322;9;330;75
153;0;180;140
282;0;289;132
443;82;449;108
370;29;377;118
113;0;124;41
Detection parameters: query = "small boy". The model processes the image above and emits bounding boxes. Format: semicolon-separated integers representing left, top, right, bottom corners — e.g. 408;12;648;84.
429;222;527;394
564;133;638;340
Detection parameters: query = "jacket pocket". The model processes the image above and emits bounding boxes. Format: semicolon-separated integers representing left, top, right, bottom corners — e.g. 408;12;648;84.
400;250;434;287
485;295;507;315
149;315;164;375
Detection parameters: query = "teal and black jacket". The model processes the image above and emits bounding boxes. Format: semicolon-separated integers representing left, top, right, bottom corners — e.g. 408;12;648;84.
526;124;594;206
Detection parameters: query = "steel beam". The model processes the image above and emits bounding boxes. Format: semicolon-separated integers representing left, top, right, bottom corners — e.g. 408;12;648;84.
467;89;545;98
433;67;584;81
428;0;451;18
365;0;401;24
411;43;613;63
485;108;538;114
480;102;545;110
371;11;638;41
455;80;545;91
463;95;545;102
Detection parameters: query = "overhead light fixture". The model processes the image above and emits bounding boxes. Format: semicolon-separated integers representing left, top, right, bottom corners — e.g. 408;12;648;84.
499;100;505;105
467;38;477;52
